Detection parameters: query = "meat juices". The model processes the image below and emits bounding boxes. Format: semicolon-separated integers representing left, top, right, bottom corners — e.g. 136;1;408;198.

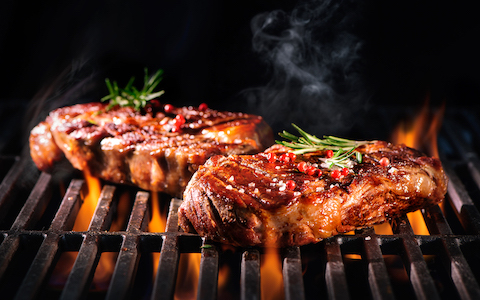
178;142;448;247
29;102;273;197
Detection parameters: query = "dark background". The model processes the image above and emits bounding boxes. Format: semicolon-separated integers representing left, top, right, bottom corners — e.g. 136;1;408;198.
1;0;480;153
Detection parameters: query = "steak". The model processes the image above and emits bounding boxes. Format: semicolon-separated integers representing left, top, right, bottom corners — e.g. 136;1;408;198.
178;141;448;247
29;102;273;197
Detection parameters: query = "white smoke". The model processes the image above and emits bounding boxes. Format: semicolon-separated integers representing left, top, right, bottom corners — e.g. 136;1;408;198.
244;0;368;135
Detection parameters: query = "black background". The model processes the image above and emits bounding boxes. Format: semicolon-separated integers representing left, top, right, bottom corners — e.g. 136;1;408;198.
1;0;479;149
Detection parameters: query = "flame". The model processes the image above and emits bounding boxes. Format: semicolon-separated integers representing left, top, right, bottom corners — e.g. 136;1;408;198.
217;264;230;293
374;222;394;235
175;253;201;300
73;169;102;231
260;247;284;300
148;191;166;276
390;96;446;235
49;170;117;290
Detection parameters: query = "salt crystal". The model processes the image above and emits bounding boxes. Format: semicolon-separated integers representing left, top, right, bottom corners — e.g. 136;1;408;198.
226;185;233;190
279;186;286;192
388;167;398;174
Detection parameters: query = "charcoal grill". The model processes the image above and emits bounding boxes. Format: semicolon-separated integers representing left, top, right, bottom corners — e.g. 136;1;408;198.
1;105;480;300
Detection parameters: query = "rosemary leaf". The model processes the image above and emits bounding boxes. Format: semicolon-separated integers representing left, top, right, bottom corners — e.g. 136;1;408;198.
276;124;374;168
101;68;164;111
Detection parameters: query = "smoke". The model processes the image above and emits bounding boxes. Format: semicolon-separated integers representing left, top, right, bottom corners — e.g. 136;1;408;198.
244;0;368;136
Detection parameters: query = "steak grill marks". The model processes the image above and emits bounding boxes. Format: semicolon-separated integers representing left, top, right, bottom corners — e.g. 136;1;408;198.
2;108;480;299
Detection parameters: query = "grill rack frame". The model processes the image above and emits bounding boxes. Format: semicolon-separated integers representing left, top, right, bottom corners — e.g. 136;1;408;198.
2;108;480;299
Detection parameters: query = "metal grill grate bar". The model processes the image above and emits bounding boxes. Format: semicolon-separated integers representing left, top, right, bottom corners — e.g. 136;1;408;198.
197;240;219;299
241;249;261;300
106;190;150;300
0;157;27;221
60;185;117;300
393;216;440;300
14;179;84;300
444;164;480;235
282;246;305;300
0;172;51;278
324;237;350;300
151;198;182;300
361;227;395;300
423;205;480;299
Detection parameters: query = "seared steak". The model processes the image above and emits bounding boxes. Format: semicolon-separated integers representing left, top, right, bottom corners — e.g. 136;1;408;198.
178;142;448;247
29;102;273;196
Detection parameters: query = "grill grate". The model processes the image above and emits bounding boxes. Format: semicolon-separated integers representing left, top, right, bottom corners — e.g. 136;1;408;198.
2;107;480;299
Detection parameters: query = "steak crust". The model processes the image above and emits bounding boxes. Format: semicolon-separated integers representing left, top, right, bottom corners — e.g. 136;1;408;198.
29;102;273;197
179;141;448;247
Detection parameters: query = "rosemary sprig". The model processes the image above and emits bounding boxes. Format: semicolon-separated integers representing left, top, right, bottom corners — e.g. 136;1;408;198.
101;68;165;111
320;148;358;169
276;124;372;168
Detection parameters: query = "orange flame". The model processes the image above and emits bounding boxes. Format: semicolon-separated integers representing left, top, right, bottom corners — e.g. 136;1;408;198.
374;222;394;235
148;192;166;276
175;253;201;300
73;169;102;231
260;247;284;300
49;170;117;290
390;96;445;235
217;264;230;293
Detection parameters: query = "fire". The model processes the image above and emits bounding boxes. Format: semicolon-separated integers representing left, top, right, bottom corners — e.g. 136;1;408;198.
260;247;284;300
49;170;116;290
374;222;394;235
73;169;102;231
175;253;201;299
390;96;445;235
148;191;166;276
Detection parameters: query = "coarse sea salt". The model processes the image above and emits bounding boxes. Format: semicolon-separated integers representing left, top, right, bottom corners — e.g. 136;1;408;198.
388;167;398;174
226;185;233;190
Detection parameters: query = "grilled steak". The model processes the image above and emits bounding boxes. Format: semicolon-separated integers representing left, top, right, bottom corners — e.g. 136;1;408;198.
29;102;273;196
178;142;448;247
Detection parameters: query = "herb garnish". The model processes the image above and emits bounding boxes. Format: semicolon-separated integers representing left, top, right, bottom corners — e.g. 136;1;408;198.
276;124;373;168
101;68;165;111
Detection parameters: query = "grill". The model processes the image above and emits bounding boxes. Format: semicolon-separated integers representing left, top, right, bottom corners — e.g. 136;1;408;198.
1;105;480;300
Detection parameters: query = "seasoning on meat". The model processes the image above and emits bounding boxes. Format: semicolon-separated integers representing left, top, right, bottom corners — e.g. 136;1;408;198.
178;142;448;247
29;102;273;197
